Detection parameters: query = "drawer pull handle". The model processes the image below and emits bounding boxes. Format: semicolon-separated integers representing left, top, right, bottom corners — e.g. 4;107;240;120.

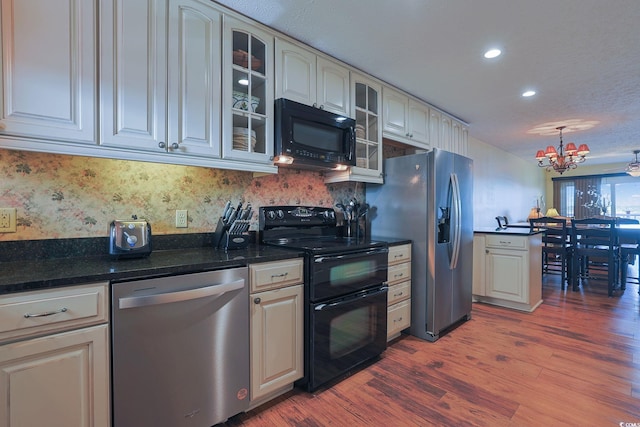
394;273;404;278
271;272;288;279
394;254;404;259
24;307;68;318
394;292;404;297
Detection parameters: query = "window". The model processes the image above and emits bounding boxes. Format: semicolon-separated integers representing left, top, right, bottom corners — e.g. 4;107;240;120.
554;174;640;219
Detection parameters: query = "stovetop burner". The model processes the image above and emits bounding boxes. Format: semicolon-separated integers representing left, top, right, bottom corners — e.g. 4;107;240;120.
259;205;386;254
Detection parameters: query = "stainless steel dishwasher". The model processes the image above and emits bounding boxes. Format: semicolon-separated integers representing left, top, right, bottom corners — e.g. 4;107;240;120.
111;267;249;427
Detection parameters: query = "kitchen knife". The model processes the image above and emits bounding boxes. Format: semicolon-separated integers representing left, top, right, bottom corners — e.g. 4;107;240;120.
224;207;235;224
222;200;231;219
241;204;252;220
227;207;239;224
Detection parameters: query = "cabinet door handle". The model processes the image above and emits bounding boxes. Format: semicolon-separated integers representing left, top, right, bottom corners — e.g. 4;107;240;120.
158;141;167;149
254;297;261;304
24;307;68;318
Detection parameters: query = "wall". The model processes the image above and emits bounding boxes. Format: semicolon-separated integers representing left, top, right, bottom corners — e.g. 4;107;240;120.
0;149;362;241
468;136;546;227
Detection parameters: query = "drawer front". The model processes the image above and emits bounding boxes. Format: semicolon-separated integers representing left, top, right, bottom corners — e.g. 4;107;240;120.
387;299;411;339
387;262;411;286
388;281;411;305
485;234;527;250
388;244;411;266
0;282;108;344
250;258;304;292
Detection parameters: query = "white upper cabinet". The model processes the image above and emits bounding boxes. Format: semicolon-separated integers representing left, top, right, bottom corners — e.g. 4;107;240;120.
100;0;222;158
316;56;351;116
167;0;222;157
221;17;275;165
325;73;383;184
408;100;429;145
0;0;97;143
275;38;350;116
429;106;468;156
382;86;429;148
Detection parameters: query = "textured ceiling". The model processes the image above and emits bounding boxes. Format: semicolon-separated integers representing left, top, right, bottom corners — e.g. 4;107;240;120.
213;0;640;170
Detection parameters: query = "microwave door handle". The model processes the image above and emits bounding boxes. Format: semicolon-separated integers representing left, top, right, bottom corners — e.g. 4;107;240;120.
348;126;356;161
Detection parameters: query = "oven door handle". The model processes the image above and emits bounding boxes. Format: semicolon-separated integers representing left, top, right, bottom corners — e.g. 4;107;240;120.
314;247;389;263
314;286;388;311
118;279;245;309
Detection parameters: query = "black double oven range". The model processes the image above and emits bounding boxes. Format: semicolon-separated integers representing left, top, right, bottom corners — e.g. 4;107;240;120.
260;206;389;392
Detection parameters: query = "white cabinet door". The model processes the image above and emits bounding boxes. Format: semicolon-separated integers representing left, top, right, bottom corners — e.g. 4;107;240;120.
0;0;96;143
382;86;408;139
428;107;442;149
325;73;382;183
451;120;469;156
316;56;350;116
222;17;274;164
407;99;429;147
485;248;528;303
100;0;167;151
167;0;222;157
440;114;452;152
275;39;315;106
250;284;303;401
0;325;110;427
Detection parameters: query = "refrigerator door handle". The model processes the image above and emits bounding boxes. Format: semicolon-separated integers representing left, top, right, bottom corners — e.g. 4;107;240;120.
450;172;462;269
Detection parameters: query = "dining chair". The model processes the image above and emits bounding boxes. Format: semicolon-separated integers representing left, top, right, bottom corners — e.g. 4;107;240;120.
495;216;508;229
529;216;572;290
570;218;619;296
616;217;640;289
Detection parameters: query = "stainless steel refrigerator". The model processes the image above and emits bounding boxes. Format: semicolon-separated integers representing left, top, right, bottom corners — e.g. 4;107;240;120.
366;149;473;341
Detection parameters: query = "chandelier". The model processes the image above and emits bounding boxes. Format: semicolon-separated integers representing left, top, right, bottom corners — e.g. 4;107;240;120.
535;126;590;174
626;150;640;177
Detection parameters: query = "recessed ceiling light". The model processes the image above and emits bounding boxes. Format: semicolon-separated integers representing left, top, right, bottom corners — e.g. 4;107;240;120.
522;90;536;97
484;49;501;59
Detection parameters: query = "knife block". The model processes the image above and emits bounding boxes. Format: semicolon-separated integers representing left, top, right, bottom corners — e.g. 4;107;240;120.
213;217;250;250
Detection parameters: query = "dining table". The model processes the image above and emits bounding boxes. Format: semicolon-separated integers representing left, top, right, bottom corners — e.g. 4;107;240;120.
616;223;640;241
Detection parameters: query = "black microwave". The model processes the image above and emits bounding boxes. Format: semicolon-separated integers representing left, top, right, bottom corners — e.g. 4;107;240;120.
274;98;356;171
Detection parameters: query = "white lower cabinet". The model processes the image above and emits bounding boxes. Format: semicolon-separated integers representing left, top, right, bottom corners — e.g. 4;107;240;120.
249;259;304;405
473;233;543;312
386;243;412;340
0;283;110;427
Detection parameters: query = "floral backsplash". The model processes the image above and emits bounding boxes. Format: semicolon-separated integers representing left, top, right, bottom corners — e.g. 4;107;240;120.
0;150;362;241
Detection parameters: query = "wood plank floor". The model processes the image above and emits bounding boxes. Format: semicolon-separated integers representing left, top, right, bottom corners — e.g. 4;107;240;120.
225;275;640;426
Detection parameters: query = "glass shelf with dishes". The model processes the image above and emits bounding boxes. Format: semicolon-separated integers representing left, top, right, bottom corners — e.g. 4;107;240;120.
223;18;274;166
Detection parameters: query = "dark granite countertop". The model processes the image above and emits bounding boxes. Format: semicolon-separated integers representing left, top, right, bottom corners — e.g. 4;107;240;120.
0;233;303;295
474;227;544;236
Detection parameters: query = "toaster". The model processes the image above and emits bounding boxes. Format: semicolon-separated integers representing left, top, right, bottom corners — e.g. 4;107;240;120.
109;218;152;258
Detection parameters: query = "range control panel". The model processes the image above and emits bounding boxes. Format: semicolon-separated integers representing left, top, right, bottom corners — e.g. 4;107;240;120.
259;206;336;229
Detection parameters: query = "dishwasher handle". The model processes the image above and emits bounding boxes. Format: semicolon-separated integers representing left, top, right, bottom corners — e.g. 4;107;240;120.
118;278;245;309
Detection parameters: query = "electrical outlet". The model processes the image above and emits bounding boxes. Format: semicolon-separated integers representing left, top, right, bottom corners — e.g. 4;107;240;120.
0;208;17;233
176;210;188;228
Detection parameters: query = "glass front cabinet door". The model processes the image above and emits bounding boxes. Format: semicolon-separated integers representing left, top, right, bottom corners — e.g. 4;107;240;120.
222;17;274;166
325;72;383;184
